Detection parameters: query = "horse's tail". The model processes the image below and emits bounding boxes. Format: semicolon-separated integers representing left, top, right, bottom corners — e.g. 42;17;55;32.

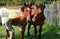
0;16;2;26
0;22;2;26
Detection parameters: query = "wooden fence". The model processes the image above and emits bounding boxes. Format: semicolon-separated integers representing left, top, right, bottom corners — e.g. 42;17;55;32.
44;4;60;25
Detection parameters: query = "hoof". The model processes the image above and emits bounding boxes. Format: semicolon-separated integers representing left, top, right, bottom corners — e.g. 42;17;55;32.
34;38;37;39
7;38;9;39
28;36;31;39
34;37;37;39
38;37;41;39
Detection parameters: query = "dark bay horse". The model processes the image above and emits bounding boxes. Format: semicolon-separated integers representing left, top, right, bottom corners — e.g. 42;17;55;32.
0;3;31;39
28;4;45;39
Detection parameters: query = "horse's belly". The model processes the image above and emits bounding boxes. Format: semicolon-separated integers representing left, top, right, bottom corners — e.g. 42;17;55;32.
12;18;27;26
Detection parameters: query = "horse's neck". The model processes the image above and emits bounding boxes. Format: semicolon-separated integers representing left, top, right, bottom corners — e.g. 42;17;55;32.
31;8;37;16
15;9;24;16
32;5;36;9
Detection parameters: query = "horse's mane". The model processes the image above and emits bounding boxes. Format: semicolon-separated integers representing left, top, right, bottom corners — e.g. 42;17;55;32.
21;6;24;12
39;4;45;9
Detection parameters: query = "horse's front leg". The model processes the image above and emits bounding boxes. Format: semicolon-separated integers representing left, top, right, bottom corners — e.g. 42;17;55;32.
27;23;31;39
28;23;31;37
34;25;37;39
38;24;43;39
19;26;25;39
6;29;9;39
38;26;42;39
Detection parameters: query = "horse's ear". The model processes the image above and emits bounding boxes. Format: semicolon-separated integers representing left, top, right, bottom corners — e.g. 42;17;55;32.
21;6;24;12
30;3;32;6
24;2;28;6
39;4;45;9
43;4;45;9
30;2;35;6
24;2;26;6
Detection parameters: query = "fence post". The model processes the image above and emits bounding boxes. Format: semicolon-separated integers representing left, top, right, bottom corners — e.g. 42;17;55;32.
57;4;60;26
49;4;57;25
44;4;57;25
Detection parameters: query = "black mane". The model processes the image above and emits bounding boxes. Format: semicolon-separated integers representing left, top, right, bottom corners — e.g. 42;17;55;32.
39;4;45;9
21;6;24;12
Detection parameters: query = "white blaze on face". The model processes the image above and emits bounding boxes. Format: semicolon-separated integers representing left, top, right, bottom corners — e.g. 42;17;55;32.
27;8;30;11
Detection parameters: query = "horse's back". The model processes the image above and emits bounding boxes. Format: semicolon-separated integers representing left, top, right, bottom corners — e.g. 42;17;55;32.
8;9;24;19
0;8;10;25
0;8;10;16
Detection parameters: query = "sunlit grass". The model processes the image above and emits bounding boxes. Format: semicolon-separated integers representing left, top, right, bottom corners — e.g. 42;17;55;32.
0;24;60;39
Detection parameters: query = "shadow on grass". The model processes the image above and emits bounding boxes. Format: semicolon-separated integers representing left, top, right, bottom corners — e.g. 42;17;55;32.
0;35;6;38
15;25;60;39
42;26;60;39
15;34;35;39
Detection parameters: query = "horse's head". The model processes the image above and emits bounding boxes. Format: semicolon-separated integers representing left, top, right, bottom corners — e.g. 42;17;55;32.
31;4;45;22
35;4;45;14
39;4;45;10
21;2;31;21
21;2;31;13
24;5;31;14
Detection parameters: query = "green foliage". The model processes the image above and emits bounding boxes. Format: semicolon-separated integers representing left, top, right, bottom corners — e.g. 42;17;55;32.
0;0;60;6
0;0;54;6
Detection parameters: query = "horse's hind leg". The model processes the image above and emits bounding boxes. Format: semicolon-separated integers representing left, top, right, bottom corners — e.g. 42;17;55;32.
5;20;15;39
6;29;9;39
6;28;15;39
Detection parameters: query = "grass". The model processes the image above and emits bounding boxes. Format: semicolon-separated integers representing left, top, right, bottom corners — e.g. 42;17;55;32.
0;5;22;9
0;24;60;39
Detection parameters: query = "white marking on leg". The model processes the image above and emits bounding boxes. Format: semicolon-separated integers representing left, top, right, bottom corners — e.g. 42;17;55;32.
7;38;9;39
9;30;14;39
20;28;23;32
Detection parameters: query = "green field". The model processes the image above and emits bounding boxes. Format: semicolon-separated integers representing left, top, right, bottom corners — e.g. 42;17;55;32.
0;24;60;39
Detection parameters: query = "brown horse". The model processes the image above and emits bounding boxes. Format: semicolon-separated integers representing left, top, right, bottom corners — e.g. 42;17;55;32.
5;3;31;39
28;4;45;39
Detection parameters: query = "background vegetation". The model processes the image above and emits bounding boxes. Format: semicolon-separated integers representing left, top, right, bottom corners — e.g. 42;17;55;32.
0;0;60;8
0;0;60;6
